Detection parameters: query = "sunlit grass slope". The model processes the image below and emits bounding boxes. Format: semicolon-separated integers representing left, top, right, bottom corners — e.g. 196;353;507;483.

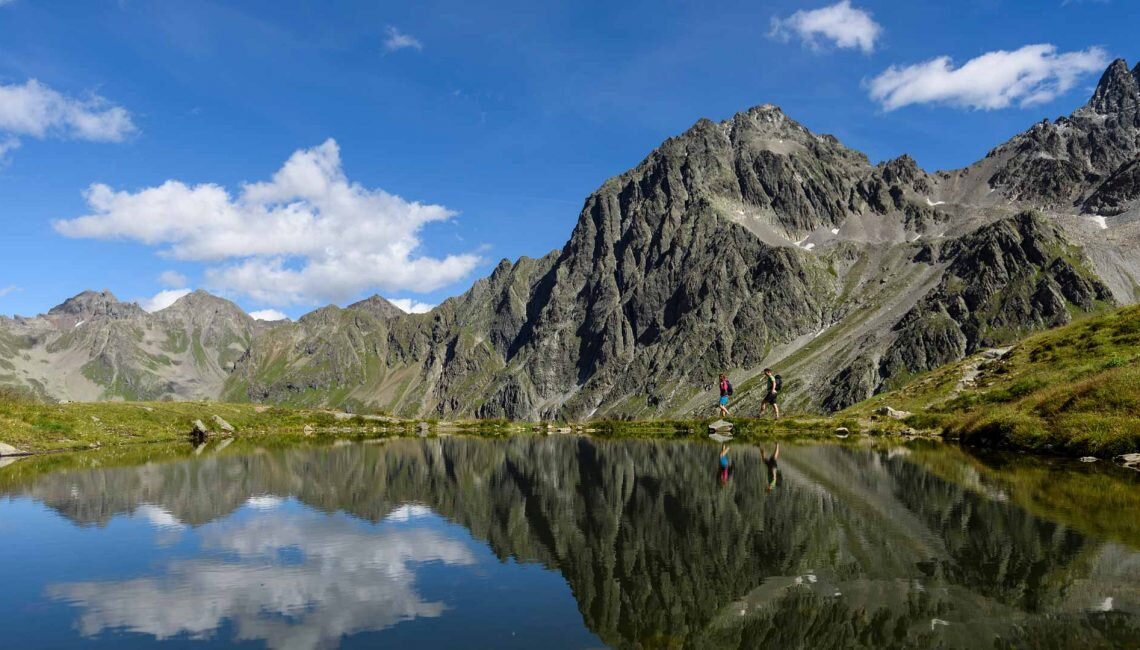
847;304;1140;457
0;388;398;453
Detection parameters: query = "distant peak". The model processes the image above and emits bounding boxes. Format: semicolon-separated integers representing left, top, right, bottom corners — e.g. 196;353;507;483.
346;294;405;319
48;289;141;320
1089;58;1139;114
156;290;250;321
167;289;239;307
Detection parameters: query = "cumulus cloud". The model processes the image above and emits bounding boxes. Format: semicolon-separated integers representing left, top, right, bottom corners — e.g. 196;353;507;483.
248;309;288;321
769;1;882;54
868;44;1110;111
387;298;435;314
384;26;422;52
47;509;476;650
140;288;192;313
54;139;480;307
0;80;137;156
158;270;188;288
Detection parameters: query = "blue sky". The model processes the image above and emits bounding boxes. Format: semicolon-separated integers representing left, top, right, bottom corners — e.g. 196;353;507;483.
0;0;1136;319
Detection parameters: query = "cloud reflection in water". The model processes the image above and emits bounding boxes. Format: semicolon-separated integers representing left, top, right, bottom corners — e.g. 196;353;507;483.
47;504;476;650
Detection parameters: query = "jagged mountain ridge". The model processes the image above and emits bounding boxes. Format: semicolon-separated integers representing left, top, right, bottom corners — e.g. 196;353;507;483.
3;59;1140;416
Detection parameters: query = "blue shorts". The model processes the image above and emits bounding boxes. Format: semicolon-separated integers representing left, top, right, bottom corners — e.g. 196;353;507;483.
719;396;728;406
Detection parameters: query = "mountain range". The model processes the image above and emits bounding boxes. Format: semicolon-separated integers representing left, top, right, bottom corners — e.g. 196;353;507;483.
3;438;1137;647
3;58;1139;419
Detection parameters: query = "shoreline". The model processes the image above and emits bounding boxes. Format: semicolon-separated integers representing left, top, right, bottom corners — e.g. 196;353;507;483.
2;397;1135;469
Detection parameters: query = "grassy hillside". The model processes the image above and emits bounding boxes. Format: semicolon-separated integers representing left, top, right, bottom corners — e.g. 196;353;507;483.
0;388;428;453
846;304;1140;457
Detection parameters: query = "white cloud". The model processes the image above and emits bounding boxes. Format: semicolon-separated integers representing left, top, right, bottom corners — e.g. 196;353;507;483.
54;139;480;307
387;298;435;314
868;44;1110;111
383;26;423;52
158;270;187;288
0;285;19;298
0;80;137;152
769;1;882;54
140;288;191;313
249;309;288;321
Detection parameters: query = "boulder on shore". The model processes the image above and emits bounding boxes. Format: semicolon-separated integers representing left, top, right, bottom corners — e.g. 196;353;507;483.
0;442;30;457
212;415;236;434
190;419;210;442
708;419;733;432
875;406;912;420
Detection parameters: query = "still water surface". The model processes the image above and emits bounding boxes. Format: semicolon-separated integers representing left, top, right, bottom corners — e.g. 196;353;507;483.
1;436;1138;649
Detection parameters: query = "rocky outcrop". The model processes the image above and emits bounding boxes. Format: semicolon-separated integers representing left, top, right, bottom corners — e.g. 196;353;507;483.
981;59;1140;210
1083;158;1140;216
880;213;1113;386
44;290;145;327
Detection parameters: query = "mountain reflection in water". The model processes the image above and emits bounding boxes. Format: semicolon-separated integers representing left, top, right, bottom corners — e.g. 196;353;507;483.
1;436;1138;649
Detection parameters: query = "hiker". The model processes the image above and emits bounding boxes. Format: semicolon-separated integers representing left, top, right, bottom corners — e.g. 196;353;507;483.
761;443;780;491
717;373;732;417
759;368;780;419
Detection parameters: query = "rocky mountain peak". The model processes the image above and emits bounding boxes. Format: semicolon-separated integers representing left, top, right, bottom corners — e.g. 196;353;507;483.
346;294;406;320
1088;58;1139;115
47;290;143;321
159;290;252;322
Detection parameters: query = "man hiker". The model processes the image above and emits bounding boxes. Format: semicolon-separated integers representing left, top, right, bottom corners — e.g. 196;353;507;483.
759;368;780;419
717;373;731;417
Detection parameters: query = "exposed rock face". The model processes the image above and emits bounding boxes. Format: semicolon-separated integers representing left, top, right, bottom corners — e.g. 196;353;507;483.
2;60;1139;417
1083;158;1140;216
979;59;1140;212
880;213;1113;389
45;290;145;327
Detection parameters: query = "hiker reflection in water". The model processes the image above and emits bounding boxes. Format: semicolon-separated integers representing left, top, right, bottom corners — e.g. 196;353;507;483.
719;443;731;486
761;443;780;491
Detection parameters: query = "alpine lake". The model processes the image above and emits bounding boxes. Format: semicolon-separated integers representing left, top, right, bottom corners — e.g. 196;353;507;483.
1;433;1138;649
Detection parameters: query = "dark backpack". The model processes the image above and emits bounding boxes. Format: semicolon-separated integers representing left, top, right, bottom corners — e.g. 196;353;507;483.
726;380;734;396
774;374;783;391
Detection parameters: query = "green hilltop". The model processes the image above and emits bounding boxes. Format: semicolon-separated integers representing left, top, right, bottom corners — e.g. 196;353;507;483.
846;304;1140;458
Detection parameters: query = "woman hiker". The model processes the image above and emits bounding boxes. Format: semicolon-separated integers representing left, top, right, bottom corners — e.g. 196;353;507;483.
717;373;731;417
